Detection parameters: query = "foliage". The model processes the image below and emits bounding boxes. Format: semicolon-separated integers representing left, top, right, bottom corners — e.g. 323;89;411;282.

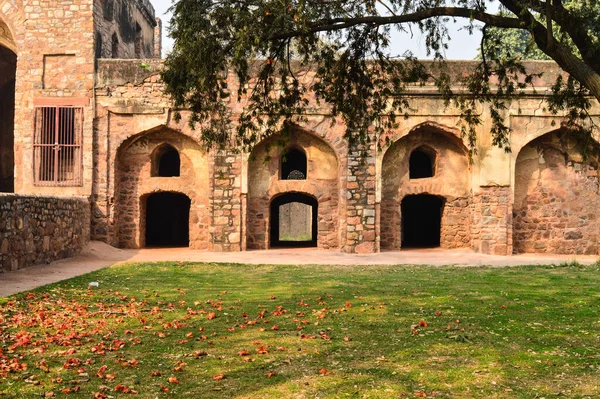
161;0;600;153
2;262;600;398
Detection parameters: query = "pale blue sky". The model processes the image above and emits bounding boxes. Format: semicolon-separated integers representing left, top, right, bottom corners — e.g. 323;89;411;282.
151;0;484;59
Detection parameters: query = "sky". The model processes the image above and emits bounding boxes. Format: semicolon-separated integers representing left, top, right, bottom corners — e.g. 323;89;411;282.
151;0;485;60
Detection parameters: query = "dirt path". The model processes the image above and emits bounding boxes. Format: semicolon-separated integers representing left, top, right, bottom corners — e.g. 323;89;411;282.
0;241;597;297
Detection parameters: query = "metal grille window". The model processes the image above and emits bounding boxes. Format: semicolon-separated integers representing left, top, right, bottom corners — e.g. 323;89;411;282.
33;106;83;186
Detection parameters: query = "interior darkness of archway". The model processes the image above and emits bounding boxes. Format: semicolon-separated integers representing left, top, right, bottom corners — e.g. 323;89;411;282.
270;193;317;247
0;45;16;192
409;148;434;179
281;148;307;180
401;194;444;248
157;146;180;177
145;192;190;247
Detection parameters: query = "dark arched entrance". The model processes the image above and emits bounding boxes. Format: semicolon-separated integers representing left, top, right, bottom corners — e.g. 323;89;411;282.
401;194;444;248
145;192;190;247
270;193;318;248
0;39;16;192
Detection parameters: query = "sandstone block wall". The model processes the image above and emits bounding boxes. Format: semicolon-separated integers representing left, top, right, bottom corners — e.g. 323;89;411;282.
0;194;90;272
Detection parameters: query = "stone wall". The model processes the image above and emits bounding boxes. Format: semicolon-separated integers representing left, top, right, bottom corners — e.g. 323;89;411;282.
344;142;377;253
513;130;600;254
3;0;96;197
471;186;512;255
0;194;90;271
91;59;600;255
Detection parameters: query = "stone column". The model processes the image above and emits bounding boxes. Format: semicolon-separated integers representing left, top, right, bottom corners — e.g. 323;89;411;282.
210;150;242;251
343;142;378;253
471;186;512;255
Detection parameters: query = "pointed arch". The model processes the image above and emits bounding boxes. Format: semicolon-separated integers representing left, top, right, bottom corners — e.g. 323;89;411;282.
380;122;471;251
114;127;210;249
513;128;600;255
246;126;340;250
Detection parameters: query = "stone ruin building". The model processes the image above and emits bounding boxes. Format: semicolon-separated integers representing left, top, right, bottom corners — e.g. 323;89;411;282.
1;0;600;271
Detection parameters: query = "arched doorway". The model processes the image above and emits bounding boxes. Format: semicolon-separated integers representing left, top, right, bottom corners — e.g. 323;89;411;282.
145;192;190;247
0;21;16;192
401;194;445;248
270;193;318;248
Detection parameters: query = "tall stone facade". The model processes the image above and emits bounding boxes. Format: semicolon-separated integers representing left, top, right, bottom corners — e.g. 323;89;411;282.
2;0;600;259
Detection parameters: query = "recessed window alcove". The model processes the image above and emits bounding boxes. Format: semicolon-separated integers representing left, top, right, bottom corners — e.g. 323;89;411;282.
281;148;307;180
152;144;181;177
409;146;436;179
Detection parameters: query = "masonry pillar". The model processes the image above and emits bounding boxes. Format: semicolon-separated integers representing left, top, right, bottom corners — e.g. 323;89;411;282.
471;186;513;255
343;142;378;253
210;150;242;251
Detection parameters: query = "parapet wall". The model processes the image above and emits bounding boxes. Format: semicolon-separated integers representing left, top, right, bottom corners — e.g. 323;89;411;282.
0;194;90;272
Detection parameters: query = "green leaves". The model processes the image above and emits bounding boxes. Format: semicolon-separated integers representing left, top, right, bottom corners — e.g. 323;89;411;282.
161;0;600;153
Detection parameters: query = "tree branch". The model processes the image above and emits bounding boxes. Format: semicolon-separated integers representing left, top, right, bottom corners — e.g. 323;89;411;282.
271;7;524;40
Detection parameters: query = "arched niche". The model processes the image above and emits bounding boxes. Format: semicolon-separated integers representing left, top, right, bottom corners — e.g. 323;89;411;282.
246;128;339;250
111;33;119;58
380;124;471;250
151;143;181;177
281;147;307;180
409;145;436;179
114;127;210;249
0;21;16;192
513;129;600;254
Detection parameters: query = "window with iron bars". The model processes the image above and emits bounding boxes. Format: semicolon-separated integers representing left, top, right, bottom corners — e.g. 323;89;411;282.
33;106;83;186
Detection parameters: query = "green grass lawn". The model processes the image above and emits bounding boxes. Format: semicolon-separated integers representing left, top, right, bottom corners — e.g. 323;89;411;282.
1;262;600;398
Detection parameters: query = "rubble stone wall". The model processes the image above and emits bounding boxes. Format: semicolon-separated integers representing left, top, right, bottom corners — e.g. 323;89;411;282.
0;194;90;272
513;130;600;254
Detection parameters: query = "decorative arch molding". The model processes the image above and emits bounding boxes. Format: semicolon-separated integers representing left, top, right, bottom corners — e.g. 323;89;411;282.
380;121;467;165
